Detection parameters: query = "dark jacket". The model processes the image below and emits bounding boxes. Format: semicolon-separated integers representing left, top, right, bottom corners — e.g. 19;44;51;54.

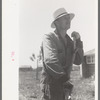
41;32;84;80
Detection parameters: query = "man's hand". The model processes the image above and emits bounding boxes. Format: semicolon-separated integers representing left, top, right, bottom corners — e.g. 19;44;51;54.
71;31;80;40
71;31;82;50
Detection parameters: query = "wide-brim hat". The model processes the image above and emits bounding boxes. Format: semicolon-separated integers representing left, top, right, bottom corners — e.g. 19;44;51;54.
51;8;75;28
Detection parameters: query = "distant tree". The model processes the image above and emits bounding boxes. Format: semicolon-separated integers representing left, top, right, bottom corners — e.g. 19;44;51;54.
37;52;41;61
30;46;42;80
32;53;36;59
30;53;36;61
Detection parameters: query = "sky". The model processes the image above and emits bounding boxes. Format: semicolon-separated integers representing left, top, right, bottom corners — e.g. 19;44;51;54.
19;0;97;68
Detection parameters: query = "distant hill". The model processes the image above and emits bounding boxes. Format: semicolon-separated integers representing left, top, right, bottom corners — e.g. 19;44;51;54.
19;66;42;72
19;67;33;72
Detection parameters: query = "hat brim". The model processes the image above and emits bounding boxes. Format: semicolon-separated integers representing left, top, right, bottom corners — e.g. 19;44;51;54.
51;13;75;28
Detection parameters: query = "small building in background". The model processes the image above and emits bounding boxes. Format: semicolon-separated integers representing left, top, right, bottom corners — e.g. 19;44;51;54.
82;49;95;78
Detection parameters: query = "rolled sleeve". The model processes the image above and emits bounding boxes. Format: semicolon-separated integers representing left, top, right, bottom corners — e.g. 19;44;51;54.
43;34;65;79
74;39;84;65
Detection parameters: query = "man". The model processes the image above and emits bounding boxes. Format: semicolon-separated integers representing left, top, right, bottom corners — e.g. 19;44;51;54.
40;8;84;100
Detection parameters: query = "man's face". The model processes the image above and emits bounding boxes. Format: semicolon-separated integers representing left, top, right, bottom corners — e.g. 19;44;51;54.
56;15;71;31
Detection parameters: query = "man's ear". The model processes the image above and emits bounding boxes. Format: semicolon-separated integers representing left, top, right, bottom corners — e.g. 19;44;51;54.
54;20;57;27
54;19;60;28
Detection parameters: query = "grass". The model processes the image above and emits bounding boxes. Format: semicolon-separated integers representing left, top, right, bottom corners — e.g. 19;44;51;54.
70;70;95;100
19;67;95;100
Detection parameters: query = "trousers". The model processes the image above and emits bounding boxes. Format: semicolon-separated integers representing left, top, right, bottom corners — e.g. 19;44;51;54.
41;80;65;100
40;67;73;100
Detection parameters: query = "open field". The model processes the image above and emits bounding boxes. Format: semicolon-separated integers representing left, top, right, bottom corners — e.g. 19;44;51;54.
19;67;95;100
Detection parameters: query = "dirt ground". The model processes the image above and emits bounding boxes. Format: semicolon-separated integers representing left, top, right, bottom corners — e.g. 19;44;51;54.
19;67;95;100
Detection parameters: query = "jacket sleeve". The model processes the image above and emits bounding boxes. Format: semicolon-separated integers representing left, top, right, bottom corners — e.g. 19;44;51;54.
74;38;84;65
43;34;65;79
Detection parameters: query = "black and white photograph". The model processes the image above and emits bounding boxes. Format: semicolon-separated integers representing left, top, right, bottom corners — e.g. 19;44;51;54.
19;0;98;100
2;0;98;100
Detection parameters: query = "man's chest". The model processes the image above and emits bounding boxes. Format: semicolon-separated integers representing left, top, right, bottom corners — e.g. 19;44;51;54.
54;34;74;53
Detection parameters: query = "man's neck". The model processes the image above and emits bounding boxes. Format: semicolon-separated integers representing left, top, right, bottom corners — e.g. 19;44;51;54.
55;29;67;38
